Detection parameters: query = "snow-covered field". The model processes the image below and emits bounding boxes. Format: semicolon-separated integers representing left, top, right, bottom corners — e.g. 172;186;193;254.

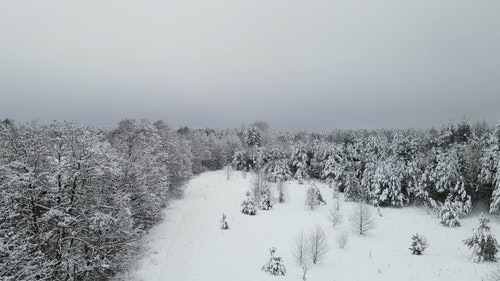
124;170;500;281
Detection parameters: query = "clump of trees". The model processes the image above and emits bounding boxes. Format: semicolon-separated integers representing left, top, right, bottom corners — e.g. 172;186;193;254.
231;118;500;223
0;119;246;280
293;226;330;280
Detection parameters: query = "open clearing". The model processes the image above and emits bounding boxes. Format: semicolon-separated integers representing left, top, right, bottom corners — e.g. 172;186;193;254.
125;170;500;281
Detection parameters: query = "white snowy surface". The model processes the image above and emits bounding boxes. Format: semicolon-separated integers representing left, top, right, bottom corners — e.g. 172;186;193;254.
125;170;500;281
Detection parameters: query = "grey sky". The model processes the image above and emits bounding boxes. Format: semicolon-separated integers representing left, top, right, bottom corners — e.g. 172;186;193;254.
1;0;499;130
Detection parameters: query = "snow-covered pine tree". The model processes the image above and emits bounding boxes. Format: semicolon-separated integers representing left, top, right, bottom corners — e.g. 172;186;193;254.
321;144;347;188
432;146;473;222
262;247;286;275
344;172;363;201
366;157;407;207
264;158;292;183
241;192;257;215
409;233;428;255
439;197;462;227
232;149;251;171
252;172;274;210
479;121;500;213
305;184;326;210
291;143;310;184
246;126;262;147
463;213;499;262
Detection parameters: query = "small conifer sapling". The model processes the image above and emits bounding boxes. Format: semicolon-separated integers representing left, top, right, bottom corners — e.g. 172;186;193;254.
262;247;286;275
220;213;229;229
463;213;499;262
409;233;428;255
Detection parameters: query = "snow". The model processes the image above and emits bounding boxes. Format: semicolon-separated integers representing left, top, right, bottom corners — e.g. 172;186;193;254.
124;170;500;281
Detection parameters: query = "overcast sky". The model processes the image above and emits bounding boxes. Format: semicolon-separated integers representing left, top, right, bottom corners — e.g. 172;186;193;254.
1;0;499;130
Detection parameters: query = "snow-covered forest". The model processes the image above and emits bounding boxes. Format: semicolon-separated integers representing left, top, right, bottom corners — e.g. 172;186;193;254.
1;118;499;280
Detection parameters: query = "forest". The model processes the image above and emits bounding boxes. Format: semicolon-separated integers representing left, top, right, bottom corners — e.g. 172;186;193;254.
1;118;499;280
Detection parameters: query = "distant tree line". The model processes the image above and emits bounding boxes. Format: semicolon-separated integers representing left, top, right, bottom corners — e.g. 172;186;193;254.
232;119;500;226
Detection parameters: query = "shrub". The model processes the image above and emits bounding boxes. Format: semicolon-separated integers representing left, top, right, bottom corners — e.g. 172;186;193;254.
336;230;349;249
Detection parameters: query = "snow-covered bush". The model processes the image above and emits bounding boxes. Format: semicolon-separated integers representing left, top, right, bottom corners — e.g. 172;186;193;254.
241;200;257;215
305;184;326;210
258;196;273;210
336;230;349;249
463;213;499;262
439;199;461;227
409;233;428;255
262;247;286;276
220;213;229;229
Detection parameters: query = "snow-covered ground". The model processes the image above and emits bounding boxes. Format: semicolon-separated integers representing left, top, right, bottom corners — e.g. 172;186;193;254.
123;170;500;281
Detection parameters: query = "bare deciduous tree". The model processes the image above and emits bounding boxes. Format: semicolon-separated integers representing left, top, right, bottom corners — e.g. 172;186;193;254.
309;225;330;264
294;231;308;265
349;200;376;235
328;208;343;228
293;231;313;281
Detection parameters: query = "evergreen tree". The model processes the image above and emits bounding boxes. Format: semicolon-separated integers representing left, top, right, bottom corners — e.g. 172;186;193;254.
262;247;286;275
291;143;310;183
480;122;500;213
241;192;257;215
344;172;363;201
409;233;428;255
220;213;229;229
463;213;499;262
305;184;326;210
430;146;473;218
246;126;262;147
439;198;462;227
